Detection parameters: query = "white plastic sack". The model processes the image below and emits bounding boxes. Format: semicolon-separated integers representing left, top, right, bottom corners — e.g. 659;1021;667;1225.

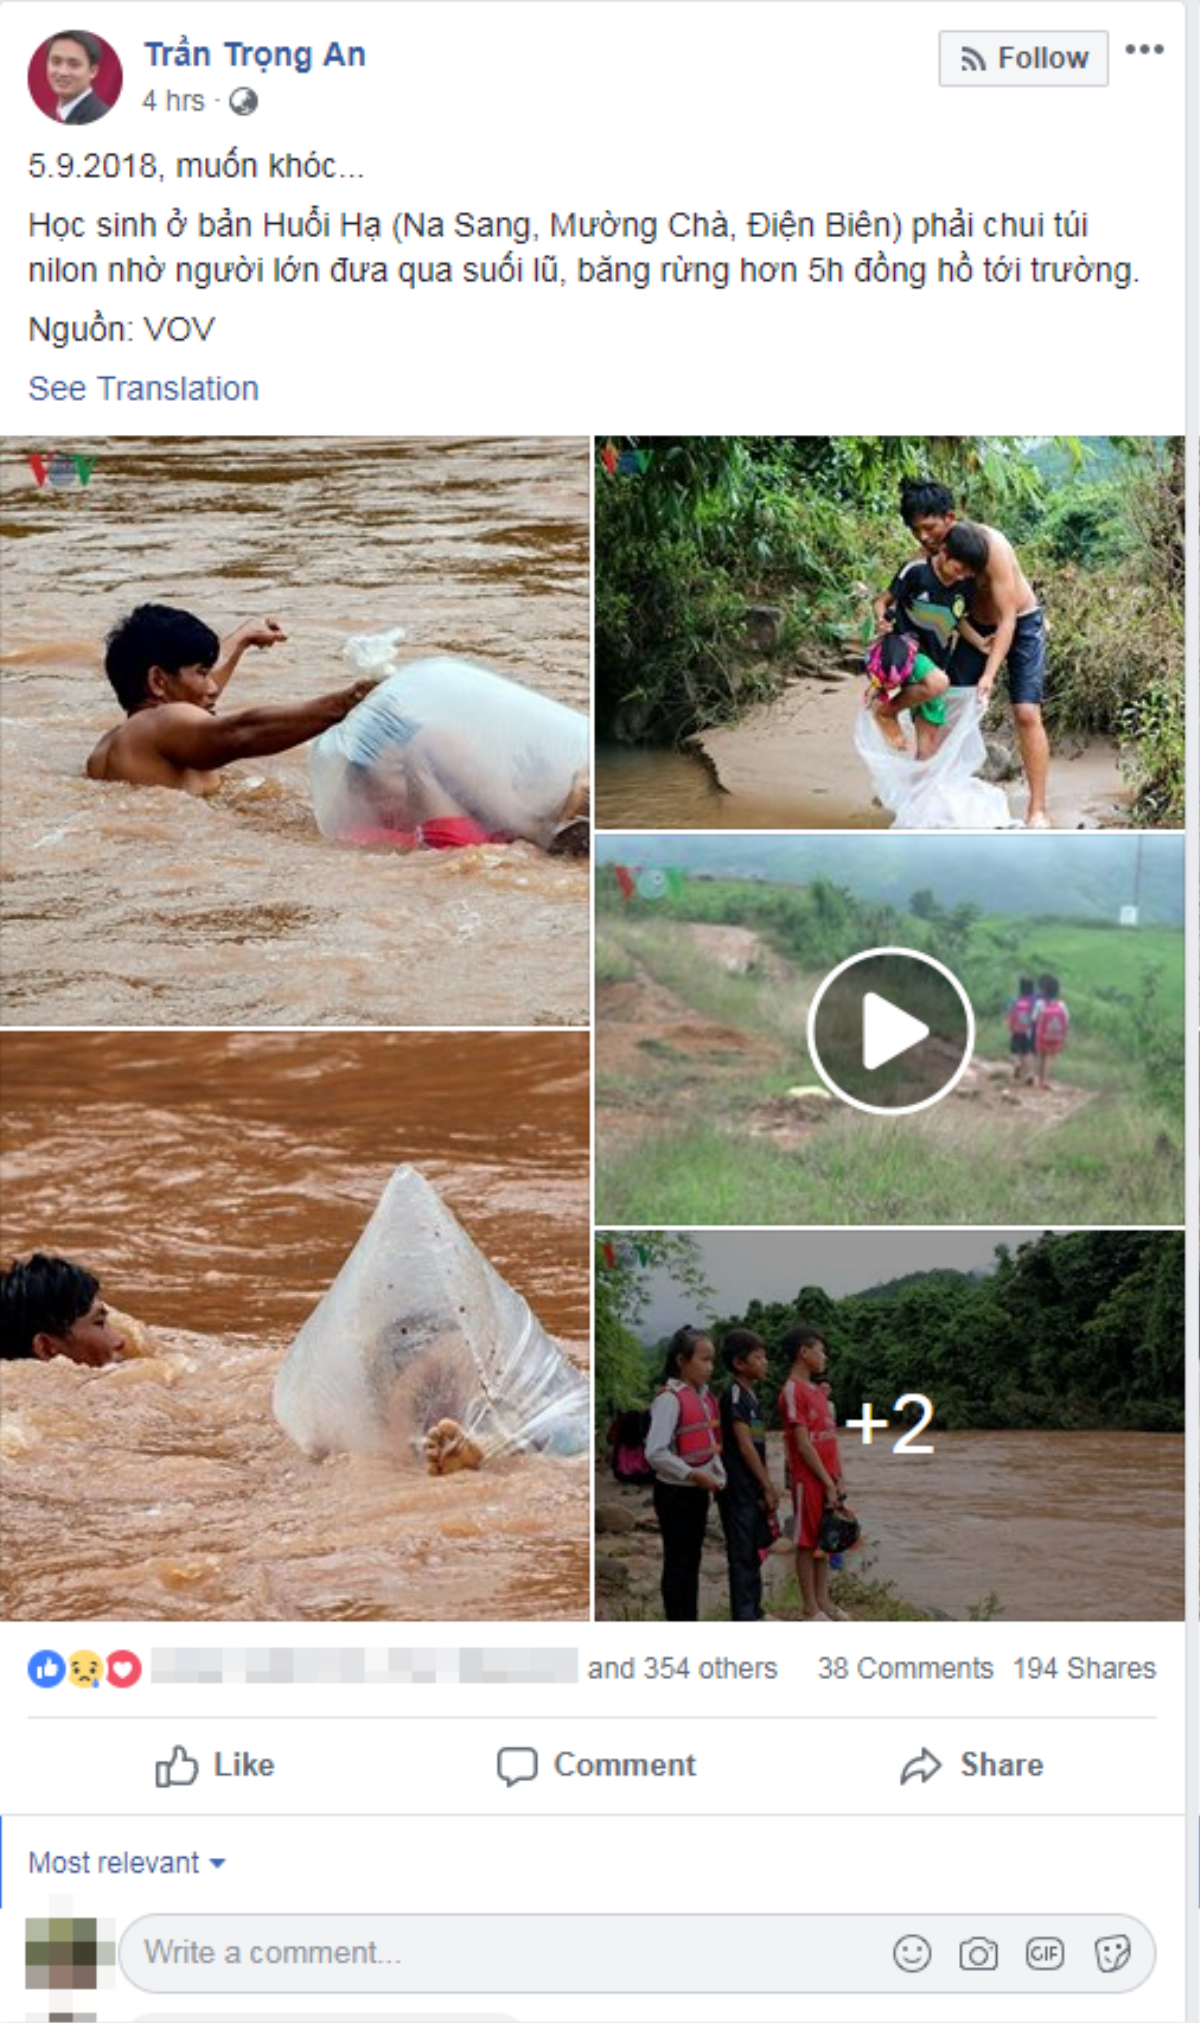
273;1165;590;1463
854;686;1018;830
309;629;589;851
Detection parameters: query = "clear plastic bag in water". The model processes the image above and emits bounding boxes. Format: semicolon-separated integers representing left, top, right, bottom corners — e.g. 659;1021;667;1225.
273;1166;590;1463
854;687;1019;830
308;629;589;851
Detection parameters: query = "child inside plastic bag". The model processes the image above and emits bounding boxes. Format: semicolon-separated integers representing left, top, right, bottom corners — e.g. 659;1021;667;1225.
273;1165;590;1469
308;629;590;854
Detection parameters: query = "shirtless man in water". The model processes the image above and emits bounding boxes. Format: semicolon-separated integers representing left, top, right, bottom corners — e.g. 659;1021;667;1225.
87;604;377;795
890;479;1051;828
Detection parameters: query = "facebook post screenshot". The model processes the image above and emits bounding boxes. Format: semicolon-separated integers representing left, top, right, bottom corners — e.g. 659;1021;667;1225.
0;1;1192;2020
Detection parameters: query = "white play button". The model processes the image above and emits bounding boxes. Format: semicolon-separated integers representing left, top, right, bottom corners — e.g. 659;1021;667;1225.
863;992;929;1072
806;946;976;1115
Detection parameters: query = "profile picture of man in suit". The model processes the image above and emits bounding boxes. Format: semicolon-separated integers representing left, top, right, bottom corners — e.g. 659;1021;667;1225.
41;29;113;123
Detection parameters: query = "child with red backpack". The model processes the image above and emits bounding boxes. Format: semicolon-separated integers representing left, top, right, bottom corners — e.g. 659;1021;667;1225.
1006;975;1039;1084
1034;972;1070;1090
645;1326;726;1622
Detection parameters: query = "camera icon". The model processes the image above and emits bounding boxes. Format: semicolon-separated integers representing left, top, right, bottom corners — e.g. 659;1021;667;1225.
960;1937;999;1971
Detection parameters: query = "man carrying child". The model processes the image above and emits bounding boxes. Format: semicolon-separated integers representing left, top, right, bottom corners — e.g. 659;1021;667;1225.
894;479;1052;826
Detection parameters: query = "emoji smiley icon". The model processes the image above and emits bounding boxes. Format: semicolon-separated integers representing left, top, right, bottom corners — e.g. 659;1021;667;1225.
69;1649;103;1689
894;1934;932;1974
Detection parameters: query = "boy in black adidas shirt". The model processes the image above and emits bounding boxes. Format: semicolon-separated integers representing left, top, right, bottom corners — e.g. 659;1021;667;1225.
868;520;990;754
717;1330;782;1621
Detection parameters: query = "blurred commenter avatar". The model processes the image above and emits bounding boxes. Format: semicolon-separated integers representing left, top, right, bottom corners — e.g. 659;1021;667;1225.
39;29;114;123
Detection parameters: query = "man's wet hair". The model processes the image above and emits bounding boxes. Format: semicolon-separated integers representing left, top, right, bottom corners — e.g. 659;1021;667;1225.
900;478;956;526
0;1254;99;1360
48;29;102;65
722;1328;765;1374
944;520;989;573
104;604;220;712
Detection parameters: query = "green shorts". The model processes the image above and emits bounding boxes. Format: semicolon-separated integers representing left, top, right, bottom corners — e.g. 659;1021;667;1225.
904;653;947;727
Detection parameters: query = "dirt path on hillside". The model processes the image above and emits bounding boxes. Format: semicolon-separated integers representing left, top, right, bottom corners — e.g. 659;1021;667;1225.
748;1058;1096;1152
597;944;1096;1165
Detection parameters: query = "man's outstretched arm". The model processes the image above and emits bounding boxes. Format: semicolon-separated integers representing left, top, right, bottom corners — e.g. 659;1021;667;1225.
149;679;376;769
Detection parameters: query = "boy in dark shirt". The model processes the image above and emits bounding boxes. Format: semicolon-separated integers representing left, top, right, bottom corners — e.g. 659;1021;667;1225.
717;1329;782;1622
868;520;991;756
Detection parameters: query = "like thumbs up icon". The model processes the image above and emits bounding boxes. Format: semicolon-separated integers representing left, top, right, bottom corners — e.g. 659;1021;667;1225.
155;1745;199;1789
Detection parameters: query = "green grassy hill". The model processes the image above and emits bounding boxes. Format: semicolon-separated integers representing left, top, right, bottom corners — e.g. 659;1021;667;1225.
595;903;1183;1228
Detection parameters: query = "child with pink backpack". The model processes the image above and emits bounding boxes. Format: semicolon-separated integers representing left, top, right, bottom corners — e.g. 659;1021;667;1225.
1034;972;1070;1090
1006;975;1039;1085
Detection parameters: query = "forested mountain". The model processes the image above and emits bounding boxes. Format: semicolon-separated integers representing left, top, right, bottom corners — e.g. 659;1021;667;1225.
602;1233;1182;1434
700;1232;1184;1433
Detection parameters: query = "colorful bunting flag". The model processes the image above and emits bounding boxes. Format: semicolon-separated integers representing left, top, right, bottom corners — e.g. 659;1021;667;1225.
612;864;683;902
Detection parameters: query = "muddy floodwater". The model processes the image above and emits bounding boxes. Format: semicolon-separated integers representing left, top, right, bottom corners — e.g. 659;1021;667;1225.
597;676;1130;831
853;1429;1183;1621
0;1030;591;1622
597;1429;1183;1623
1;437;589;1027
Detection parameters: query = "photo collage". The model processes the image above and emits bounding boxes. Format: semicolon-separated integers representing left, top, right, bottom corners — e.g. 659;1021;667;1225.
0;433;1185;1633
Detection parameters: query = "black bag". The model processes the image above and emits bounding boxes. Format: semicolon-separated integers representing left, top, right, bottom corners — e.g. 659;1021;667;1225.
817;1502;861;1557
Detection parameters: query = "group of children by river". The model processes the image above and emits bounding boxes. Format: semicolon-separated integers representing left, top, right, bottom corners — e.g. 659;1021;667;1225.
614;1322;859;1624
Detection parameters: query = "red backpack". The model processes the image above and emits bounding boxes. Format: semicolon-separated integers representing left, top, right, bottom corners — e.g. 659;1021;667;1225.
1007;993;1036;1038
1037;999;1069;1053
608;1409;653;1485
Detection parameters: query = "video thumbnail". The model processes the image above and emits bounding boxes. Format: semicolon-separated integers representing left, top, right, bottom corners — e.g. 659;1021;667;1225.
594;832;1183;1226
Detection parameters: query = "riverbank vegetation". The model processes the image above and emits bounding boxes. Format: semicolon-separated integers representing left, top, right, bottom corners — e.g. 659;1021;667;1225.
595;1229;1183;1435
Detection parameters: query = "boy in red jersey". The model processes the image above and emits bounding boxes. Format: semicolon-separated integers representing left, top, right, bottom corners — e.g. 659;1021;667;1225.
778;1324;850;1623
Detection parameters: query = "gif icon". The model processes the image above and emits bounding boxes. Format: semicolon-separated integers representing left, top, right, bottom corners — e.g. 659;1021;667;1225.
1028;1938;1065;1971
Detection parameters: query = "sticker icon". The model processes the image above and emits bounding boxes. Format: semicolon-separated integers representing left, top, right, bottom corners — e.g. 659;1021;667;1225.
68;1648;103;1689
1096;1935;1132;1974
106;1648;143;1688
27;1649;65;1688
